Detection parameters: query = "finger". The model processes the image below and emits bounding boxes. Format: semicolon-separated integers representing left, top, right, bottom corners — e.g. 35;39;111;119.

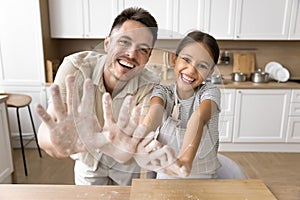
149;145;176;165
122;106;141;136
149;159;160;167
179;166;189;177
81;78;95;115
117;95;133;128
144;139;162;153
50;84;67;120
162;145;177;165
165;164;182;176
159;146;176;167
159;154;168;167
66;75;75;115
35;104;56;128
102;92;114;126
132;124;148;141
139;131;156;147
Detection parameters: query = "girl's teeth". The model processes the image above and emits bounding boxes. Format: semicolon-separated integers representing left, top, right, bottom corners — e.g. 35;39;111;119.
182;74;194;83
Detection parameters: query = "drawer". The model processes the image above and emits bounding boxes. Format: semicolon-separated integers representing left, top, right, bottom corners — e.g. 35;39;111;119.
290;102;300;116
291;89;300;102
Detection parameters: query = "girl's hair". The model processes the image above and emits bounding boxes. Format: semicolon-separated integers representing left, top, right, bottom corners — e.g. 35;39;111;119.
175;30;220;64
109;7;158;47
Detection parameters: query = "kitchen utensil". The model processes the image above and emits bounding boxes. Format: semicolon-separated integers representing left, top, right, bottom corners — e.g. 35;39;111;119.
231;72;247;82
275;67;290;82
265;61;290;82
233;52;255;77
210;74;223;84
251;68;269;83
265;61;283;74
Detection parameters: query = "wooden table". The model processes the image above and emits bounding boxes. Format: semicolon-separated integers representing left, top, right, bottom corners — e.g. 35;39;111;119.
0;179;277;200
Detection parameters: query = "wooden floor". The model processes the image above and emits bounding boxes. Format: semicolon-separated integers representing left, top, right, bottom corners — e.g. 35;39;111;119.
12;149;300;200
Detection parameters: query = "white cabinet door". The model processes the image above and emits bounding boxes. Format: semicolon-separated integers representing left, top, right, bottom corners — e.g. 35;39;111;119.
48;0;85;38
48;0;118;38
289;0;300;39
233;89;291;142
174;0;236;40
173;0;205;37
203;0;236;39
87;0;119;38
219;89;236;142
287;89;300;142
0;100;14;183
234;0;293;39
219;89;236;116
0;0;45;85
119;0;174;38
287;117;300;142
219;116;234;142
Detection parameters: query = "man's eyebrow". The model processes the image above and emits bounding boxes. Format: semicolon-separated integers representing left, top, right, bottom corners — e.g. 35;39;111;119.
119;35;151;49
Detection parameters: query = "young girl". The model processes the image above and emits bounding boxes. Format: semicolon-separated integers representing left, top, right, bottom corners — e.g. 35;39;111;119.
142;30;221;179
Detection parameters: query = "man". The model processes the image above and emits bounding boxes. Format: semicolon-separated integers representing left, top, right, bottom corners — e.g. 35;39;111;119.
36;7;172;185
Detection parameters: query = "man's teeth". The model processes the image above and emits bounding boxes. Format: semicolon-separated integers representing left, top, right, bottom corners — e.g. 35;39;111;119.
181;74;195;83
119;60;134;68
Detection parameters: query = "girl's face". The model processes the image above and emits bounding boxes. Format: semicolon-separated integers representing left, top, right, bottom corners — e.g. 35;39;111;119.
173;42;215;93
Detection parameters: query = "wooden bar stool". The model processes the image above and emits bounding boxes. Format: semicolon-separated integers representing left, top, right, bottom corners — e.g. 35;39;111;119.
6;93;42;176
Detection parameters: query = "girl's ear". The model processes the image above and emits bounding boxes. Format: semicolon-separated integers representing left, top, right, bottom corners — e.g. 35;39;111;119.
104;36;110;52
170;52;177;67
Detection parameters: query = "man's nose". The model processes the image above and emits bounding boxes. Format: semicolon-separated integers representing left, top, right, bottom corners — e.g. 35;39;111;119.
125;46;138;58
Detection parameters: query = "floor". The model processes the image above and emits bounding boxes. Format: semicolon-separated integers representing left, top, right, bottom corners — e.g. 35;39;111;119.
12;149;300;200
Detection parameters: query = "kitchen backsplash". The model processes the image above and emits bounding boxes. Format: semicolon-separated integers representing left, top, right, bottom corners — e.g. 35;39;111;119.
44;39;300;81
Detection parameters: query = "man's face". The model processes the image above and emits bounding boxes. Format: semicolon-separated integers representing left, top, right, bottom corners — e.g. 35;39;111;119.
104;20;154;81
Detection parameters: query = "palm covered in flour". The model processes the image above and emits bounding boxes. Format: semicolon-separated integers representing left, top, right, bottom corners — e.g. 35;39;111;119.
36;75;147;162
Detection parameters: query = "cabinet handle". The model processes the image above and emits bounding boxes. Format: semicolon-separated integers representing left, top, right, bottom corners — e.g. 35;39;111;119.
238;90;242;94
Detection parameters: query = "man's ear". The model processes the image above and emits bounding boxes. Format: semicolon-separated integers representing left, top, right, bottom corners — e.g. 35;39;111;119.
104;36;110;52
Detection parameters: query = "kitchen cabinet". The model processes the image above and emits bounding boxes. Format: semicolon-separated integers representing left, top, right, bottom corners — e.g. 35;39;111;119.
234;0;293;39
119;0;175;38
233;89;291;142
47;0;300;40
289;0;300;39
173;0;237;39
175;0;295;40
219;89;236;142
203;0;237;39
173;0;205;37
48;0;118;38
0;0;47;145
0;96;14;183
0;0;45;85
287;89;300;142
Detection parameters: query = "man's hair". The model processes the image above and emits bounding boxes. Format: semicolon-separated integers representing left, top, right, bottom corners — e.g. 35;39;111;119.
109;7;158;46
